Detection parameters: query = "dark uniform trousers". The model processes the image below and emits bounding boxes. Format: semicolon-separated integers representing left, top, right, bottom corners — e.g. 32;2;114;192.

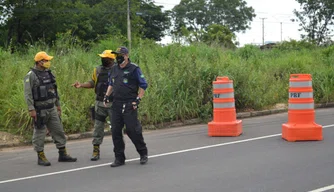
111;101;147;161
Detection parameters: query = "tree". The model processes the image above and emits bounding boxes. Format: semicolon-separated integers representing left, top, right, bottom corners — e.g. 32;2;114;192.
137;0;170;41
208;0;256;32
0;0;90;47
294;0;334;45
171;0;255;43
172;0;207;42
202;24;237;48
0;0;170;48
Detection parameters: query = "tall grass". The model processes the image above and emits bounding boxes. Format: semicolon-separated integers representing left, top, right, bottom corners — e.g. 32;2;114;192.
1;37;334;137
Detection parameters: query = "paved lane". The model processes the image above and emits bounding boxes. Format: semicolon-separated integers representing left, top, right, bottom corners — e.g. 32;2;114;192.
0;108;333;192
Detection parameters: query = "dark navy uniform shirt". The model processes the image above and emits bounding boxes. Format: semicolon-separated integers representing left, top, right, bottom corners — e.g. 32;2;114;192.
108;64;148;90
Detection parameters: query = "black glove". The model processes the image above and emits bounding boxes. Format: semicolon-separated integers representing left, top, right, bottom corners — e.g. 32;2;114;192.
133;97;141;107
103;95;110;103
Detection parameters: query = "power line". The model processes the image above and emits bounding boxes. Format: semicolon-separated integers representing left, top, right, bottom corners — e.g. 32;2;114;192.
153;1;178;5
253;21;296;24
256;12;295;16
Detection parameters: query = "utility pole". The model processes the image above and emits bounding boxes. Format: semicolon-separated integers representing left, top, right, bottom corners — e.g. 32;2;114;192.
260;18;267;45
127;0;131;52
280;22;283;42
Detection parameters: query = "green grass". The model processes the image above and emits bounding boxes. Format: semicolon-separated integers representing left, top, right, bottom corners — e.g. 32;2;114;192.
1;38;334;137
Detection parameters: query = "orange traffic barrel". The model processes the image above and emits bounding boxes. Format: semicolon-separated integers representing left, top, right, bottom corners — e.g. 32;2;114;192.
208;76;242;136
282;74;322;141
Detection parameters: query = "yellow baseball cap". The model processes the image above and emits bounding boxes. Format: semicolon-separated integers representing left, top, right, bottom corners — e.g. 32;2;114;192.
98;50;116;59
34;51;53;62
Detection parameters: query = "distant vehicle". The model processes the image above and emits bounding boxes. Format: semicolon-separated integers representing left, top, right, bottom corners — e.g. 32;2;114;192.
260;42;277;50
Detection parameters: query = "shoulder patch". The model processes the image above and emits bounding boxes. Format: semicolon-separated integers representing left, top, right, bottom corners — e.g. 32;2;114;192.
96;66;102;74
24;71;32;82
96;65;103;70
24;71;32;81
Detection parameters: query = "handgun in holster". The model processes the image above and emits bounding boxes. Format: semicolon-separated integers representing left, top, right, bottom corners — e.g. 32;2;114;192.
34;110;45;129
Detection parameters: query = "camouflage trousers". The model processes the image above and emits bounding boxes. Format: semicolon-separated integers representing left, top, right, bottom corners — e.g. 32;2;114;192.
92;101;112;145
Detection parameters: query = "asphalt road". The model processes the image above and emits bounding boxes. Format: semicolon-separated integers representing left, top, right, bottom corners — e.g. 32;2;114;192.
1;108;334;192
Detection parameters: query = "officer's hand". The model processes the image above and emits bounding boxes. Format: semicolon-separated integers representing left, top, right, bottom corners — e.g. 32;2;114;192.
132;97;141;110
29;110;37;120
57;106;62;117
46;128;51;136
103;95;110;107
72;82;81;88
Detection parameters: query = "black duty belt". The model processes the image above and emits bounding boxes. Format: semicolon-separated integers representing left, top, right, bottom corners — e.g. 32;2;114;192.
96;95;104;102
96;95;113;102
34;103;55;110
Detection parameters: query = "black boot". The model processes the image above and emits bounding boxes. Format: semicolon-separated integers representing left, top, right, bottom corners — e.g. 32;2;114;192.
140;155;148;165
90;145;100;161
58;147;77;162
110;159;125;167
37;151;51;166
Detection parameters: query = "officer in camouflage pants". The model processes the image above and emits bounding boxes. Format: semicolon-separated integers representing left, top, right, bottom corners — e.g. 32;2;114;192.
24;51;77;166
72;50;115;161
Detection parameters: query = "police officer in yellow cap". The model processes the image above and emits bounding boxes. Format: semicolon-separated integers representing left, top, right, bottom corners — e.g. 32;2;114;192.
72;50;116;161
24;51;77;166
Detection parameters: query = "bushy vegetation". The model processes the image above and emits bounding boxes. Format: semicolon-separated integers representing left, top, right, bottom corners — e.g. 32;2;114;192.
1;37;334;139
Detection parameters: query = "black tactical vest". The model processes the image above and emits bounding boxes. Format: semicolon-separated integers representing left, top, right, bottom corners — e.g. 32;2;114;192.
31;69;58;101
95;66;113;101
111;63;139;102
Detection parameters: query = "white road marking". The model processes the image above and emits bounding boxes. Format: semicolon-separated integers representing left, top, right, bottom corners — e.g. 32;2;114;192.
0;124;333;185
308;185;334;192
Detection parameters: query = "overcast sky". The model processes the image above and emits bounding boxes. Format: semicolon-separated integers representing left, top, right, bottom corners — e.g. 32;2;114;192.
154;0;302;46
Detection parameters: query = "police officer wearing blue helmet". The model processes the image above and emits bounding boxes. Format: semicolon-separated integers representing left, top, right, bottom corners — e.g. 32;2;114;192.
104;46;148;167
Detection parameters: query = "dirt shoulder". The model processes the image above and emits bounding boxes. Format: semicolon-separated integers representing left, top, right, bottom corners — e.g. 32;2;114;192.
0;131;25;147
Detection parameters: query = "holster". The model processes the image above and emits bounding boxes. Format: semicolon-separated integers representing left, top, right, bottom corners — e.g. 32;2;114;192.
33;104;53;129
34;110;44;129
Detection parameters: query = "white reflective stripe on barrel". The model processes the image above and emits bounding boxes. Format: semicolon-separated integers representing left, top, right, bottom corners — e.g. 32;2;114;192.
213;83;233;89
214;102;235;108
289;81;312;87
213;93;234;99
289;92;313;98
288;103;314;109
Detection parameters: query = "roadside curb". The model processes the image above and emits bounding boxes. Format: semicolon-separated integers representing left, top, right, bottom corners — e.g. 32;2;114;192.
1;102;334;149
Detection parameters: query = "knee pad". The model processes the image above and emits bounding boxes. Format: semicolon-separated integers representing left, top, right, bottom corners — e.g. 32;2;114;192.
95;114;107;122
